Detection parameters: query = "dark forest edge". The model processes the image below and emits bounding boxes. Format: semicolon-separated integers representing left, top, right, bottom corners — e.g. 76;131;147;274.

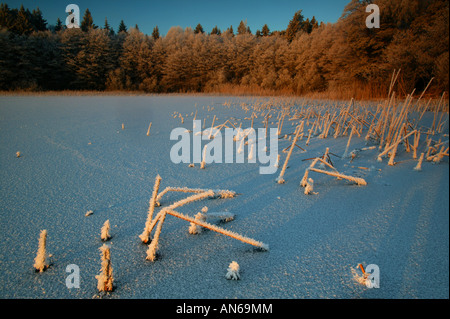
0;1;448;100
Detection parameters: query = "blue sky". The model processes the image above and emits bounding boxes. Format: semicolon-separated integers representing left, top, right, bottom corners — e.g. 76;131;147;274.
6;0;350;35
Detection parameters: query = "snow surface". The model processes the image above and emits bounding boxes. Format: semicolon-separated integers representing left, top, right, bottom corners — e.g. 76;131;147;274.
0;95;448;299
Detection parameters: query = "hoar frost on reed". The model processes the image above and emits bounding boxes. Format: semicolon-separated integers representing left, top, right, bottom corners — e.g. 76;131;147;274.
165;209;269;251
155;186;235;206
145;191;215;261
200;145;208;169
146;209;170;262
300;152;367;192
226;261;240;280
343;126;355;158
140;175;162;243
308;167;367;186
304;178;317;195
414;152;425;171
34;230;48;272
276;124;302;184
96;244;114;292
101;220;111;241
189;207;208;234
146;122;152;136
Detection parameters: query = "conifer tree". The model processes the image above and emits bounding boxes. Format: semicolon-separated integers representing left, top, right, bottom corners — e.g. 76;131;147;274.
81;8;95;32
13;5;33;35
31;7;47;31
118;20;127;33
152;26;160;40
104;17;114;36
210;25;221;35
225;25;234;36
194;23;204;34
0;4;14;30
237;20;248;35
261;24;270;36
55;18;62;32
285;10;304;42
310;16;319;32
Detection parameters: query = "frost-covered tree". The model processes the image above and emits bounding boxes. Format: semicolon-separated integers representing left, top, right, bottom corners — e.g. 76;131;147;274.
285;10;304;42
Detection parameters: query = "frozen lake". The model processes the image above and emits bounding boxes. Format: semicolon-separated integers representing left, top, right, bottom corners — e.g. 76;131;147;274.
0;95;448;299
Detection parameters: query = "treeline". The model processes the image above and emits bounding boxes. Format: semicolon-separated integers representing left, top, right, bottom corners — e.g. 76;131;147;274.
0;1;448;98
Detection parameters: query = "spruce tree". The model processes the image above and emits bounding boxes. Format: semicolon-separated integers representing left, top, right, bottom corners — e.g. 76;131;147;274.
261;24;270;36
118;20;127;33
13;5;33;35
237;20;247;35
0;4;14;30
152;26;160;40
211;25;221;35
225;25;234;36
285;10;304;42
31;7;47;31
104;17;110;32
310;16;319;32
55;18;63;32
194;23;204;34
81;8;94;32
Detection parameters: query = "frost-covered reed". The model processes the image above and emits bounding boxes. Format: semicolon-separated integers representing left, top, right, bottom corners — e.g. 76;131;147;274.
34;230;48;272
414;152;425;171
96;244;114;292
155;186;235;207
277;124;302;184
140;174;162;243
304;178;316;195
165;208;269;250
308;167;367;186
101;220;111;241
146;212;167;262
200;144;208;169
189;207;208;235
226;261;240;280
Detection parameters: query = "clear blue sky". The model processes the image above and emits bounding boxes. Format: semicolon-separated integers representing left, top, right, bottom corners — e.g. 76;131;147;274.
6;0;350;35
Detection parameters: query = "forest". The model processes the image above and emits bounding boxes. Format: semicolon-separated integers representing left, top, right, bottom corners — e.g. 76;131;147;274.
0;0;448;99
